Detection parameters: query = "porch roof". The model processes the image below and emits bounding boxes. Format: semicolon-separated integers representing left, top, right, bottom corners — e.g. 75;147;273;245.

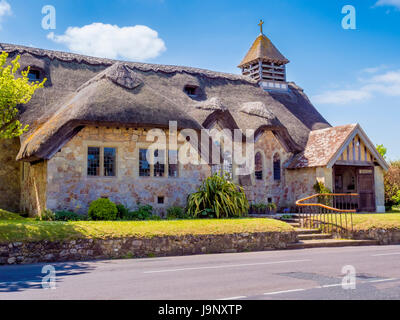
288;124;389;171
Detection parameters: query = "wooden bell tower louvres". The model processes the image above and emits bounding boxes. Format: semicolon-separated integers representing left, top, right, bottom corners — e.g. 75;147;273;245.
238;20;290;92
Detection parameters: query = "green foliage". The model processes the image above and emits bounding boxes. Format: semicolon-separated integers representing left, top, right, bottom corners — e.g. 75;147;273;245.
186;174;249;219
116;204;130;220
36;209;55;221
267;202;277;210
166;206;190;220
0;209;24;220
54;211;82;221
122;204;154;221
313;181;332;194
0;52;46;139
88;198;118;221
376;144;387;159
392;190;400;206
385;161;400;209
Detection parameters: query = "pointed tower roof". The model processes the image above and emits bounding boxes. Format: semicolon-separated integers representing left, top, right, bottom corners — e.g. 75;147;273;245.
238;23;289;68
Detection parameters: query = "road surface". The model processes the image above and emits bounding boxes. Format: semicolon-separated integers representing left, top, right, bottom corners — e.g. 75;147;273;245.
1;245;400;300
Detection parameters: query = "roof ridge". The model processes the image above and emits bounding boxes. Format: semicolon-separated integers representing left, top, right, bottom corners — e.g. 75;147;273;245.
0;42;255;83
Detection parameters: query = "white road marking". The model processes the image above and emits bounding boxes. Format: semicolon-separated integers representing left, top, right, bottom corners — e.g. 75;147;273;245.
218;296;247;300
264;288;306;295
368;278;397;283
143;259;311;274
320;283;343;288
372;252;400;257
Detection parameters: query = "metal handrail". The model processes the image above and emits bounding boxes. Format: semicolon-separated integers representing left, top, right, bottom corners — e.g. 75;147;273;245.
296;193;359;213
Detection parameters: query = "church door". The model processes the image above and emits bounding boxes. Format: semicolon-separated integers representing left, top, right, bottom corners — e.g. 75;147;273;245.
357;167;375;212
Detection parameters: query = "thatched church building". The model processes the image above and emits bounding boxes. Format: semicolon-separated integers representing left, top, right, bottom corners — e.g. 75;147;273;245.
0;23;388;216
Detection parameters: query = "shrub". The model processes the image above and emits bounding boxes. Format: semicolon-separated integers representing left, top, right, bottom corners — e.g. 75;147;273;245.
116;204;130;220
313;181;331;194
166;206;189;220
186;174;249;219
37;209;55;221
267;202;277;210
88;198;118;221
122;204;153;221
55;211;81;221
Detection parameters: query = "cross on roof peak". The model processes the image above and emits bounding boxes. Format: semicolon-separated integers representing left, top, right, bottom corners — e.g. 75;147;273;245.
258;19;264;34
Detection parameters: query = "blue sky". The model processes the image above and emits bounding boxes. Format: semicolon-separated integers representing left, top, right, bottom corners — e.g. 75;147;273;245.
1;0;399;160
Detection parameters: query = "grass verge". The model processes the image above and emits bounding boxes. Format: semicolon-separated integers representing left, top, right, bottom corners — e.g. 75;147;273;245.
352;213;400;231
0;209;25;221
0;218;293;243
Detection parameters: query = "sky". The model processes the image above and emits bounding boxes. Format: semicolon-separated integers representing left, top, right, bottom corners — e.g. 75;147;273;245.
0;0;399;160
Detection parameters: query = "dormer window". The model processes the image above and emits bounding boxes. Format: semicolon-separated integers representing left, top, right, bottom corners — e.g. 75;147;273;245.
28;69;41;82
184;85;198;97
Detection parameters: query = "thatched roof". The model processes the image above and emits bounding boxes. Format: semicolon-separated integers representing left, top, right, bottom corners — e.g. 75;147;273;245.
0;43;331;162
238;34;289;68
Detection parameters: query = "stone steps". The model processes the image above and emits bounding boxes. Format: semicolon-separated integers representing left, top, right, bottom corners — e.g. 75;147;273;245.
287;239;379;250
294;228;321;234
297;233;333;241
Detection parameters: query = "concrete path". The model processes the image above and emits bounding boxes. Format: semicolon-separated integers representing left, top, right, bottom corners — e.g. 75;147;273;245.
1;245;400;300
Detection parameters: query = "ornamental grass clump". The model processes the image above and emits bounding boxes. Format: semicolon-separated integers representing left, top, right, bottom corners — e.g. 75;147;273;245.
186;174;249;218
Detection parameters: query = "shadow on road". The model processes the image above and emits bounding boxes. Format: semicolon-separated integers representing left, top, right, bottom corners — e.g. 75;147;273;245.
0;262;96;293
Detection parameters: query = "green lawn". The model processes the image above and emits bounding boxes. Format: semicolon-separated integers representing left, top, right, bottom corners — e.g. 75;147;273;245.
0;209;25;221
352;213;400;231
0;217;293;243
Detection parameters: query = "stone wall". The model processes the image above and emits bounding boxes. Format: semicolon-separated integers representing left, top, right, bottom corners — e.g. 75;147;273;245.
20;161;48;216
0;138;21;212
285;167;317;207
0;231;297;265
338;229;400;245
246;131;293;207
46;126;211;214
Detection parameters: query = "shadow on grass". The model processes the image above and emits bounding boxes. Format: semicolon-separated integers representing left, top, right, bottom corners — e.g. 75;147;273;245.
0;261;96;293
0;221;87;243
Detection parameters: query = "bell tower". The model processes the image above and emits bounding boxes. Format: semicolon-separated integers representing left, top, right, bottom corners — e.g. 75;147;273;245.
238;20;289;91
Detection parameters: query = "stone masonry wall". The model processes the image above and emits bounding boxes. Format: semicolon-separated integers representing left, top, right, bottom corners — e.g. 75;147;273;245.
0;138;21;212
246;131;293;207
0;231;297;265
46;126;211;214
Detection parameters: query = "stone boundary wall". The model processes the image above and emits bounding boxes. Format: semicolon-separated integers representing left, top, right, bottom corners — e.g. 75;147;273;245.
340;229;400;245
0;231;297;265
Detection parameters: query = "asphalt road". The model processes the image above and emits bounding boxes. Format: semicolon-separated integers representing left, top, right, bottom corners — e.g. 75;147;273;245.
1;245;400;300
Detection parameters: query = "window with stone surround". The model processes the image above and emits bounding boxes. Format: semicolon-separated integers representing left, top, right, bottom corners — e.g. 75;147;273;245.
87;146;116;177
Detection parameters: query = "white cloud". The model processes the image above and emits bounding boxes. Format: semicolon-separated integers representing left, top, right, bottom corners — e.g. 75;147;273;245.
312;69;400;105
375;0;400;9
0;0;11;27
47;23;166;61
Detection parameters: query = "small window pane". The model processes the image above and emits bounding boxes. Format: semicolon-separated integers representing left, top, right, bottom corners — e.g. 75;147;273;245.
104;148;116;177
168;150;178;177
88;147;100;176
28;70;40;81
255;152;263;180
273;154;281;181
139;149;150;177
154;149;165;177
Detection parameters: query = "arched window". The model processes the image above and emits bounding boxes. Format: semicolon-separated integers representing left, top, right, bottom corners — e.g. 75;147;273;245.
273;153;281;181
255;152;263;180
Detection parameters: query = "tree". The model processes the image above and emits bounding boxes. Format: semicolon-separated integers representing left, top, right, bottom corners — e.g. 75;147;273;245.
376;144;387;160
0;52;46;139
384;160;400;208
